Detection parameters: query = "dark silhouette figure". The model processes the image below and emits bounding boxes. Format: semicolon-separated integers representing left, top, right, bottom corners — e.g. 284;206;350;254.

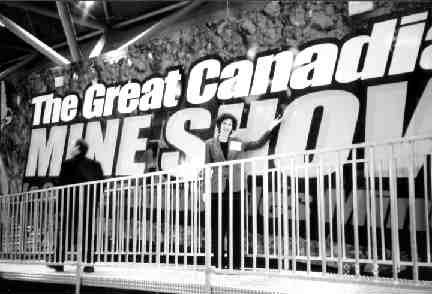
48;139;103;273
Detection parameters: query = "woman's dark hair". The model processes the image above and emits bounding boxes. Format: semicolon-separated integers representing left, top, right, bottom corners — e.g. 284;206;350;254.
75;139;89;155
216;113;238;131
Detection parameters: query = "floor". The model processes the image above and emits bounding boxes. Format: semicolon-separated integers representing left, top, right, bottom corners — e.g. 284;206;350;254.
1;262;432;294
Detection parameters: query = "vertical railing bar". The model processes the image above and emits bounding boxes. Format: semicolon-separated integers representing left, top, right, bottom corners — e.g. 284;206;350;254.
19;193;25;261
156;175;162;264
389;144;400;279
378;158;386;262
0;197;3;259
24;192;28;260
295;166;300;261
192;178;197;266
119;180;125;259
12;194;16;260
252;161;258;270
365;154;372;261
104;183;109;262
369;147;379;277
271;170;276;257
115;180;123;262
84;184;90;264
318;158;325;274
166;176;171;265
50;188;59;262
240;162;245;270
142;176;148;263
281;162;289;270
305;157;311;274
263;160;270;271
340;158;346;261
277;168;282;270
335;151;343;274
4;195;7;258
149;176;155;263
175;177;180;266
5;195;10;259
408;141;419;281
54;190;59;264
328;166;334;259
184;180;189;265
111;181;116;261
133;178;138;263
27;192;31;261
205;167;212;269
126;178;131;261
422;150;430;263
429;144;432;264
197;178;201;257
33;193;37;260
290;158;296;272
18;194;22;260
170;181;174;257
36;191;41;260
19;193;23;260
12;194;15;259
77;185;84;282
5;195;9;258
246;175;249;261
12;195;15;259
352;148;360;276
96;182;105;262
21;193;25;260
43;189;49;261
12;194;17;260
65;188;70;262
31;193;36;259
229;164;234;270
218;166;222;269
6;195;10;258
139;179;143;261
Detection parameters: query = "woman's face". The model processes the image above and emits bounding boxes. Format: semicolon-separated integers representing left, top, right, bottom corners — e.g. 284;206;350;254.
219;118;233;138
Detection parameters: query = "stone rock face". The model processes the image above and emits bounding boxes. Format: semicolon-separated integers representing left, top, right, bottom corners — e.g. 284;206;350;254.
290;6;307;27
311;11;334;30
263;1;281;18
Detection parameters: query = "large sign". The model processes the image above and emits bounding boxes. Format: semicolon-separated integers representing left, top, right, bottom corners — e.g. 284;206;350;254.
24;10;432;232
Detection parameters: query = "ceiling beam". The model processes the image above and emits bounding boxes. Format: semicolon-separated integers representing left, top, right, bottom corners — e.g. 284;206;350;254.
56;2;82;62
117;0;206;50
1;30;103;68
102;1;111;24
0;54;37;81
0;13;70;66
3;2;107;31
112;0;190;29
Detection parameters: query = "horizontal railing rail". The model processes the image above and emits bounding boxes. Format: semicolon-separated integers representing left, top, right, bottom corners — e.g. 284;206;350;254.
1;135;431;283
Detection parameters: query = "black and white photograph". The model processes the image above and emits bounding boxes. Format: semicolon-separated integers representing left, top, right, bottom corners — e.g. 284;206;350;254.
0;0;432;293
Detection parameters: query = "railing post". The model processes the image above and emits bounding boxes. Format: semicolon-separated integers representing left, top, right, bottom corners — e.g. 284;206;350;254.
204;167;212;292
75;184;84;294
389;145;400;279
408;141;419;281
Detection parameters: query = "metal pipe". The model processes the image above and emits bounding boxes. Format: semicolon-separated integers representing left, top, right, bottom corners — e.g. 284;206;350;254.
3;2;107;31
0;13;70;66
102;1;111;24
112;1;190;29
56;2;82;62
116;0;206;51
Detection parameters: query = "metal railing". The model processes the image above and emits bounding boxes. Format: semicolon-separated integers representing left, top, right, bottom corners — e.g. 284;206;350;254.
1;135;432;282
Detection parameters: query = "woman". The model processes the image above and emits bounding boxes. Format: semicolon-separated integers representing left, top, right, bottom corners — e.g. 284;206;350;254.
205;112;282;269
